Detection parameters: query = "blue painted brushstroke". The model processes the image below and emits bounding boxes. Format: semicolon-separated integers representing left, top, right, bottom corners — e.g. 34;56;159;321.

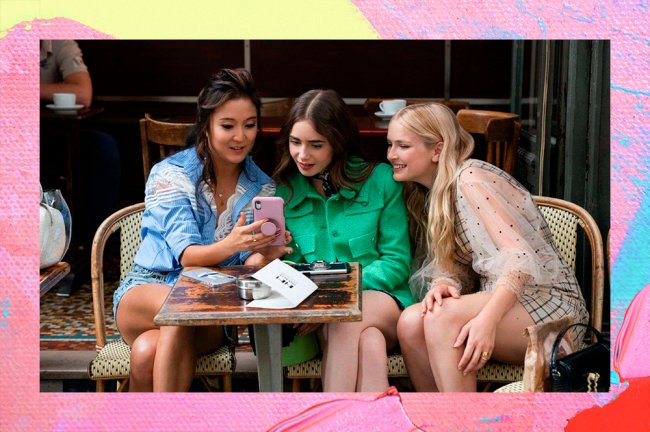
611;168;650;385
478;416;504;422
562;3;597;23
613;185;650;305
515;0;547;37
0;298;8;328
611;84;650;97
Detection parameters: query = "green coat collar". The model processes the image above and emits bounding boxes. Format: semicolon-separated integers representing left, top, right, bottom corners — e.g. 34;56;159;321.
283;171;369;208
283;159;371;209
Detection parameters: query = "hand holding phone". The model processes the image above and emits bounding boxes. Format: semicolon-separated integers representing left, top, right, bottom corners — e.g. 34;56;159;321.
252;196;286;246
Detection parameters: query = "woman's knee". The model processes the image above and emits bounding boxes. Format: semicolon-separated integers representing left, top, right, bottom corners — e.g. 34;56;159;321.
423;298;467;330
130;332;158;378
397;305;424;343
359;327;387;359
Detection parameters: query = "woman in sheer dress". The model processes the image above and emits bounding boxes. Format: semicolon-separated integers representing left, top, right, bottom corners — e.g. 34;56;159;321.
388;103;588;392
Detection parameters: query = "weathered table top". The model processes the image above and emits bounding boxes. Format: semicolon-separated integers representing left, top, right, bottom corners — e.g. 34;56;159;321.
39;262;70;297
154;263;362;326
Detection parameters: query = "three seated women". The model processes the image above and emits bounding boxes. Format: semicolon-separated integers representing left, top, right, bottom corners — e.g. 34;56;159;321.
117;68;587;392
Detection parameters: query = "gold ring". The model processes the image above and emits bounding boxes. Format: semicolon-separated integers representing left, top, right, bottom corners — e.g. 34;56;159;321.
252;235;257;243
481;351;489;361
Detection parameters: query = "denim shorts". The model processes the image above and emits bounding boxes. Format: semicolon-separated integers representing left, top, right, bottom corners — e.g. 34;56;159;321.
112;264;180;319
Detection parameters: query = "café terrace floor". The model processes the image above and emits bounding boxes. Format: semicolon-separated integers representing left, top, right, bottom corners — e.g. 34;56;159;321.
40;243;413;392
40;241;260;392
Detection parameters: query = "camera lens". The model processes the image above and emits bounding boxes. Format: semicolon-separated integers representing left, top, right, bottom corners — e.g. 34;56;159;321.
254;201;262;210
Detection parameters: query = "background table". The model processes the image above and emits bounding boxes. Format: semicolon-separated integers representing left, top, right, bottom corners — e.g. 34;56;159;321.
41;106;105;227
154;263;362;391
39;262;70;297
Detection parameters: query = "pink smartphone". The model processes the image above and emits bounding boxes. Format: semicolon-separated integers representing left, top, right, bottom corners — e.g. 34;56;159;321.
252;196;286;246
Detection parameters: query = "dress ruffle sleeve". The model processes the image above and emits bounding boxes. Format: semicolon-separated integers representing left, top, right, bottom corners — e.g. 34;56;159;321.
409;254;477;301
456;164;563;297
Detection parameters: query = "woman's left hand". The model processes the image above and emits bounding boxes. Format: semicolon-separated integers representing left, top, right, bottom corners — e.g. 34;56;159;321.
454;313;498;375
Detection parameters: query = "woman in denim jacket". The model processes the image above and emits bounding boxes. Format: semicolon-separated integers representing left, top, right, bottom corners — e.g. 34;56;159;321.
114;69;290;392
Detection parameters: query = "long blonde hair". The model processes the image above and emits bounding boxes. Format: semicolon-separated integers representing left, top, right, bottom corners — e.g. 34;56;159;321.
392;103;474;265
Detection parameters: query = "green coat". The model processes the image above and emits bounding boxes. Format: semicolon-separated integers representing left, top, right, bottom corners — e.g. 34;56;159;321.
277;162;414;309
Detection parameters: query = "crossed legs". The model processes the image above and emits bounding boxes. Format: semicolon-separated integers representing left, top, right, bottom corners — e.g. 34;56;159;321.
116;283;224;392
320;290;401;392
397;292;533;392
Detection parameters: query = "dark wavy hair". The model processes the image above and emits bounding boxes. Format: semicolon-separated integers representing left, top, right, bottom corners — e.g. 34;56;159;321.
185;68;261;193
272;89;374;200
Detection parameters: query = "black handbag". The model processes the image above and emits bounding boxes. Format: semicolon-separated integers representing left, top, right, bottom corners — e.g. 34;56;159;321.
550;323;610;392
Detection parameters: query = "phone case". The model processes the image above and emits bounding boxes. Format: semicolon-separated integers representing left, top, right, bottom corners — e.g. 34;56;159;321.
252;196;285;246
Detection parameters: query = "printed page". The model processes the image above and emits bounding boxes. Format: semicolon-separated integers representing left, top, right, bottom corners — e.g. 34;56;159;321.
246;259;317;309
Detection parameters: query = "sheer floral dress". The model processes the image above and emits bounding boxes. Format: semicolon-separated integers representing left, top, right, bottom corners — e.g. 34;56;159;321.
410;159;589;345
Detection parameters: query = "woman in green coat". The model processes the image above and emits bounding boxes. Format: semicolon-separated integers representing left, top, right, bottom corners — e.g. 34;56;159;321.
273;89;414;392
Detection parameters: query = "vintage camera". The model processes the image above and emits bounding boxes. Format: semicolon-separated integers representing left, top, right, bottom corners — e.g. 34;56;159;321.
290;260;351;276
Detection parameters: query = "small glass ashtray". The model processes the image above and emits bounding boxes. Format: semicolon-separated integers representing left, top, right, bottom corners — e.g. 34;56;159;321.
237;276;271;300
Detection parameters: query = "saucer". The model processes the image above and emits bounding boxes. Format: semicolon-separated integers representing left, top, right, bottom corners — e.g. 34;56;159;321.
375;111;395;119
46;104;84;111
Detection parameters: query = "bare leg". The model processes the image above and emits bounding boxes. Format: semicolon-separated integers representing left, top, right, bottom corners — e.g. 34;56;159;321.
321;290;401;392
153;325;224;392
116;283;224;392
116;283;170;345
423;292;533;392
153;325;197;391
357;327;389;392
129;329;159;392
396;304;439;392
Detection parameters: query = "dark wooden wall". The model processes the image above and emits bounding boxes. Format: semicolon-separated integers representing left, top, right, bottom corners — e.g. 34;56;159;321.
76;40;513;202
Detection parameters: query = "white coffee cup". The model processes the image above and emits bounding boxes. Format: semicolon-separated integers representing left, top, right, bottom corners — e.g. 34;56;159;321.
379;99;406;115
52;93;77;108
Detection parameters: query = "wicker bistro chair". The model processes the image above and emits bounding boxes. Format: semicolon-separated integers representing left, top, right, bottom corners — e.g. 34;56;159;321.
285;350;522;391
494;196;605;392
88;203;236;392
286;196;605;391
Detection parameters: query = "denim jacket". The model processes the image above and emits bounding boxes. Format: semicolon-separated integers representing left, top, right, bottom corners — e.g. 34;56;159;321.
133;147;274;278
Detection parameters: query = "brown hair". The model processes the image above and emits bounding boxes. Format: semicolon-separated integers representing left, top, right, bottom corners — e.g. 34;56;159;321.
272;89;374;199
186;68;261;192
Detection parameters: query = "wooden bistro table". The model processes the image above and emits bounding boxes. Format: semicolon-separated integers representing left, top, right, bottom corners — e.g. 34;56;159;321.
154;263;362;392
39;262;70;297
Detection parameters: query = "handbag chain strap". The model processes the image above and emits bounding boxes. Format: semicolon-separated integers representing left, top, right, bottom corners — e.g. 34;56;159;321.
587;373;600;392
550;323;604;368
